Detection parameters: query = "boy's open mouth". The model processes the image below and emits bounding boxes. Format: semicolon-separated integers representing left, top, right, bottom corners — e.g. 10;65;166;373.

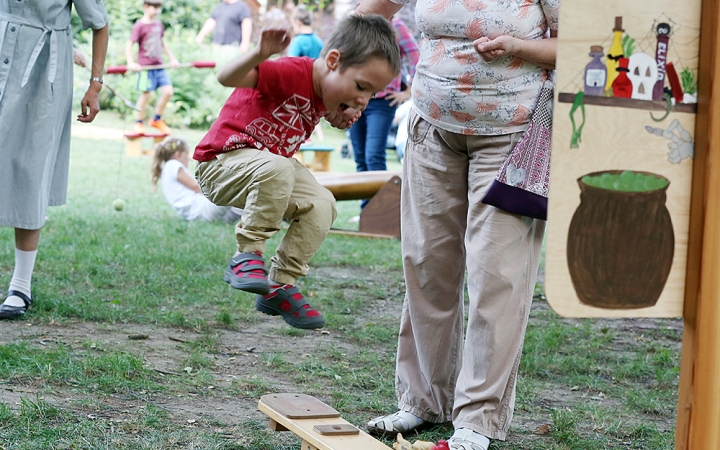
339;103;350;111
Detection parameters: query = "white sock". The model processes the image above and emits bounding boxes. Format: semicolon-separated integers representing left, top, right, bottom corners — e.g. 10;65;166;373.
452;428;490;450
4;248;37;307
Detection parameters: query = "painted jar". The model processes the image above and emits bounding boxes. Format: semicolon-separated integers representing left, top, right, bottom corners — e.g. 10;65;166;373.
566;170;674;309
584;45;607;97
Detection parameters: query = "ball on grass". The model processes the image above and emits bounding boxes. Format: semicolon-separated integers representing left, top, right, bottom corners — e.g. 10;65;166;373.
113;199;125;211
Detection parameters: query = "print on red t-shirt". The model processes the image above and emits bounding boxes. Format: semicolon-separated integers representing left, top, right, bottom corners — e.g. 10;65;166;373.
194;57;327;162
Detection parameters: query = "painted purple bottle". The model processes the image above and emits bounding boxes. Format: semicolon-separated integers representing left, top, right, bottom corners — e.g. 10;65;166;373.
584;45;607;96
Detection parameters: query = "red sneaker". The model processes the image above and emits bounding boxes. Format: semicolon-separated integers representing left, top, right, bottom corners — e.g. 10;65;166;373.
223;252;270;295
256;285;325;329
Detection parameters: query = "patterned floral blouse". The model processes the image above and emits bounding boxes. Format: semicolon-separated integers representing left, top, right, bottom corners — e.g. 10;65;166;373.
412;0;560;135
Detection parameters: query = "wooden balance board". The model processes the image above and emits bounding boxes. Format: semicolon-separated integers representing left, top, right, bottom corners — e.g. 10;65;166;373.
258;393;391;450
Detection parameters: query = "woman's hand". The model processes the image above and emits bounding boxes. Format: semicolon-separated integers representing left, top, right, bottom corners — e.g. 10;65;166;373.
473;36;520;62
474;31;557;70
386;89;411;107
77;84;101;123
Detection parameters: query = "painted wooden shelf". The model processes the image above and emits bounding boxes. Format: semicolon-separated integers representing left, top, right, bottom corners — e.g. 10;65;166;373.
558;92;697;114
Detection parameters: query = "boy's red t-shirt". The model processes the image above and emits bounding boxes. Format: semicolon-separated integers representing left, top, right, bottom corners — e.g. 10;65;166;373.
130;20;164;66
194;57;326;162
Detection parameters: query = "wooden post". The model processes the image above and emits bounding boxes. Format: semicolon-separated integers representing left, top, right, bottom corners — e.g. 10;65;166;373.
676;0;720;448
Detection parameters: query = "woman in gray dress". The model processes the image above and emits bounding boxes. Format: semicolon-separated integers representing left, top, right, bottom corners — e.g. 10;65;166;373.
0;1;109;320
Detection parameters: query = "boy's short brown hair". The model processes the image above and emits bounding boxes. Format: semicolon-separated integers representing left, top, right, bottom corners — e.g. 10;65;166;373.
292;5;312;26
144;0;163;6
322;14;401;77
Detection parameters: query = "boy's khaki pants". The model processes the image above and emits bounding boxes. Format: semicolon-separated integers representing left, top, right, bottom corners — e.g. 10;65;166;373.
396;110;545;441
196;148;337;285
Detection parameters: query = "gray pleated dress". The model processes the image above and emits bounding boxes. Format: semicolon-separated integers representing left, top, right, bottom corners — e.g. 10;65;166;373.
0;0;108;229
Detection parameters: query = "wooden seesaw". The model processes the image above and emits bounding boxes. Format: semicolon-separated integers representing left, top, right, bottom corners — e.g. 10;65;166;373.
258;393;391;449
316;171;402;239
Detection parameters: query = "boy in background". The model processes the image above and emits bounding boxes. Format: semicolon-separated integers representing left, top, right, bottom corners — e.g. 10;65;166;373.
287;5;325;140
126;0;178;135
194;16;401;329
287;5;323;58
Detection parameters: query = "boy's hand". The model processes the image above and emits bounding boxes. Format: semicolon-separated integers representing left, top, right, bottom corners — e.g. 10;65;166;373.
324;106;362;130
473;35;519;62
128;62;143;71
256;26;292;59
169;58;180;69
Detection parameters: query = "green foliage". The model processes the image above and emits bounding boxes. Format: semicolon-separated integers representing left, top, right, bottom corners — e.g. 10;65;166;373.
73;0;215;40
681;67;697;96
72;0;231;130
622;34;636;57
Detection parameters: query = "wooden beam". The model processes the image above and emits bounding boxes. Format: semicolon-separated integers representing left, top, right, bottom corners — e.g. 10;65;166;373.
677;0;720;448
316;171;401;201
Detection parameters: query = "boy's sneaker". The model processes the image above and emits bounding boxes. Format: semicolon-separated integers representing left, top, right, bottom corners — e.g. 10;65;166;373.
224;252;270;295
256;285;325;329
149;118;171;135
132;122;145;134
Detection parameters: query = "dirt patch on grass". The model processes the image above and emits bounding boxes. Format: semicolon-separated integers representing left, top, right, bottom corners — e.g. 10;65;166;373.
0;290;682;448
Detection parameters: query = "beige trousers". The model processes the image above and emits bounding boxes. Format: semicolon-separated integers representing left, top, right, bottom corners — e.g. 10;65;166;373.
196;149;337;285
396;110;546;440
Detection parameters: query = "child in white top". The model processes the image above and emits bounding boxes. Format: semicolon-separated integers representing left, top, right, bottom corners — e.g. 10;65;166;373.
151;136;242;222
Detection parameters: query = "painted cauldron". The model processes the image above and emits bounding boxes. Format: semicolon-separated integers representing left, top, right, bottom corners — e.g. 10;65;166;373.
567;170;674;309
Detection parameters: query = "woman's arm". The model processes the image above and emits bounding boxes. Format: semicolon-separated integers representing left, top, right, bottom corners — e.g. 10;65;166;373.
78;24;109;123
474;30;558;70
356;0;403;20
177;168;202;193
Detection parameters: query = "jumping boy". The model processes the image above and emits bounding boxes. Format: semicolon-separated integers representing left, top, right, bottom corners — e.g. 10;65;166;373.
194;15;401;329
126;0;178;135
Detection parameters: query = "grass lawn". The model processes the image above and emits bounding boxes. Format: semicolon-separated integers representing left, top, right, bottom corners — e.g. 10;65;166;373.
0;111;680;449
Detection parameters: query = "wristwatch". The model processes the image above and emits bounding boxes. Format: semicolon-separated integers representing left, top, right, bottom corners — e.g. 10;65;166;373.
90;76;103;84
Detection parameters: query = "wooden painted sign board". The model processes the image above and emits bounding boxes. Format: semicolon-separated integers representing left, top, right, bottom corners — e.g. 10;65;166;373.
547;0;702;317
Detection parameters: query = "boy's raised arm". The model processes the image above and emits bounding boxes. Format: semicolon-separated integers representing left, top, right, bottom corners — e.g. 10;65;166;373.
217;27;291;88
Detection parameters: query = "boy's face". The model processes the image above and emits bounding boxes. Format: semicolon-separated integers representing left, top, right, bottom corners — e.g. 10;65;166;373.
144;3;162;18
321;52;396;113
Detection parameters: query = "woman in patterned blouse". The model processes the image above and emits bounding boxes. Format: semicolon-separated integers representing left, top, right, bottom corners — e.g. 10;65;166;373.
358;0;559;448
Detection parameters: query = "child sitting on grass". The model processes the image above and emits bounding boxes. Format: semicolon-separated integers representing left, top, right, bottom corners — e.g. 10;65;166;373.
151;136;243;223
194;15;401;329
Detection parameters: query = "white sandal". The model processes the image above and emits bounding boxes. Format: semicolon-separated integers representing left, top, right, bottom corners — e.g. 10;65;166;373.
367;410;426;435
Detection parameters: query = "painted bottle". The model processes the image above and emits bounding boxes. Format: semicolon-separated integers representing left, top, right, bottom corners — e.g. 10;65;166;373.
605;16;625;93
612;57;633;98
652;23;671;101
584;45;607;96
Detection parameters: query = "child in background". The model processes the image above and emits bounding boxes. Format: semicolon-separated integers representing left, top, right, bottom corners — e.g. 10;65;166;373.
287;6;323;58
126;0;179;135
287;5;325;140
151;136;243;223
194;15;401;329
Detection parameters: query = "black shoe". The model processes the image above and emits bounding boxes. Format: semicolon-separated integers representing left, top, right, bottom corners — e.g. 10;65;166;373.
0;290;33;320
